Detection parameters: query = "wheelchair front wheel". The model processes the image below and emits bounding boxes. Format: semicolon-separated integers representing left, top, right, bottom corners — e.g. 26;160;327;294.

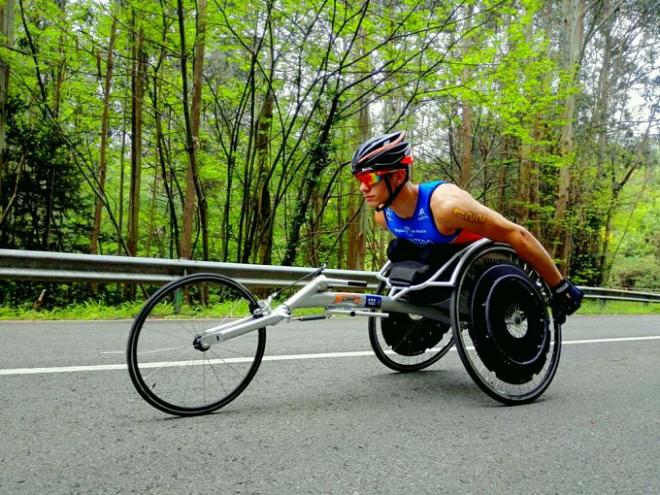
450;244;561;404
369;282;454;373
127;273;266;416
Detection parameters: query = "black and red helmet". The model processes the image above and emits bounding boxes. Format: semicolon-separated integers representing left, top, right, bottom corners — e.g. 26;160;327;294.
351;131;413;176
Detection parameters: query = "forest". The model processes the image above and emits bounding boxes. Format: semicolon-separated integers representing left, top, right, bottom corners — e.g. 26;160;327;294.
0;0;658;308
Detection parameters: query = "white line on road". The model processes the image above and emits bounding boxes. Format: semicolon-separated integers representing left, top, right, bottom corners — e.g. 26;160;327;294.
100;347;180;355
2;335;660;376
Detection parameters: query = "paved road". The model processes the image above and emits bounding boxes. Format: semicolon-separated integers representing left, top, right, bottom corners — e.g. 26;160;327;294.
1;315;659;495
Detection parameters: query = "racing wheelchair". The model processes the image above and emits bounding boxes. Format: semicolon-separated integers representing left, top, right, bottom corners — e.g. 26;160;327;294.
127;238;561;416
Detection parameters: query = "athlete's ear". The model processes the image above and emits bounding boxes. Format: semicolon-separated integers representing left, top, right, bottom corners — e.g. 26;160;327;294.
393;169;407;185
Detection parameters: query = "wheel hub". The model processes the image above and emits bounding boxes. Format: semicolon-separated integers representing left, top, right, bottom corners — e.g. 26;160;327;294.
504;305;528;338
192;335;210;352
469;263;551;384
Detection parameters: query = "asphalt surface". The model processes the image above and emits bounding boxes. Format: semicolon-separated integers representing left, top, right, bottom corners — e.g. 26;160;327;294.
1;315;659;495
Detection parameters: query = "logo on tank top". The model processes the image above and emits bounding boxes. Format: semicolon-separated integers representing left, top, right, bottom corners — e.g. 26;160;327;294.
418;207;429;220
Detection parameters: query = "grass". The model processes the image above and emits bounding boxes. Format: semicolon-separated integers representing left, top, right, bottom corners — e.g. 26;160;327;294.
575;299;660;316
0;298;658;320
0;300;146;320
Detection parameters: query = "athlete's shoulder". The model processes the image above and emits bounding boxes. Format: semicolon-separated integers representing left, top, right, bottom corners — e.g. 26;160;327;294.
374;210;387;227
429;182;467;210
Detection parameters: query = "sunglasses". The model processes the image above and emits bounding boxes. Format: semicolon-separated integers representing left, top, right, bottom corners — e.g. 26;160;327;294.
355;171;392;187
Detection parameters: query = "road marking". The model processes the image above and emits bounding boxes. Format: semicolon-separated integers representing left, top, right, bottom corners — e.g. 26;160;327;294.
100;347;180;355
1;335;660;376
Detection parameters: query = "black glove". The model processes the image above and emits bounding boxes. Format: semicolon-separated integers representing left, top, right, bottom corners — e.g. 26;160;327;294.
550;279;584;324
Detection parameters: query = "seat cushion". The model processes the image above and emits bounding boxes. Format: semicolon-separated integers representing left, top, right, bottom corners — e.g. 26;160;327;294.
387;260;437;287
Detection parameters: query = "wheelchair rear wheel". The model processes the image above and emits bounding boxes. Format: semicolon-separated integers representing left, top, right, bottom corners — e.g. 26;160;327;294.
450;244;561;404
369;282;454;372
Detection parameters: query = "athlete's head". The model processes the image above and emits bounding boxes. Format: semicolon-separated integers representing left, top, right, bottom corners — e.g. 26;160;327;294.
351;131;413;211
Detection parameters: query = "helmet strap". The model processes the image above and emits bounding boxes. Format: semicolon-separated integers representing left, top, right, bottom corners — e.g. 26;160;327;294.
375;169;408;212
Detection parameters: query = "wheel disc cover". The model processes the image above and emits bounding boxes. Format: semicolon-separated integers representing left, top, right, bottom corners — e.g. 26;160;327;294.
381;313;450;356
469;264;550;384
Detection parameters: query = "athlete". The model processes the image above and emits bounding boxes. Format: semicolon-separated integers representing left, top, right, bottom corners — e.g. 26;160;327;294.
352;131;583;323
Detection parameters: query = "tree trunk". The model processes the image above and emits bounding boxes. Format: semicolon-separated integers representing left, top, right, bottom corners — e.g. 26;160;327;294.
458;4;474;190
336;176;344;266
282;97;339;266
594;0;614;281
116;84;128;255
145;163;160;257
40;0;67;249
347;105;370;270
152;73;180;258
459;101;473;190
51;0;66;118
127;18;144;258
191;0;208;260
90;11;118;254
346;27;370;270
222;155;235;261
518;138;531;226
255;90;274;265
178;0;207;261
0;0;14;162
551;0;585;272
496;136;513;215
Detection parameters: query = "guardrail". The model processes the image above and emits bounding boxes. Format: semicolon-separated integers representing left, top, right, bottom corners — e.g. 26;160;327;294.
1;248;659;303
0;249;377;288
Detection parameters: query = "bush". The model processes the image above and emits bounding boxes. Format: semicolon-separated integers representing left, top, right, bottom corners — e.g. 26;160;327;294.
608;254;660;291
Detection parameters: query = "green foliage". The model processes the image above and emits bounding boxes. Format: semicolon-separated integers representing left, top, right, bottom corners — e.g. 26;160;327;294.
0;97;90;251
0;0;658;310
577;300;660;316
0;300;145;320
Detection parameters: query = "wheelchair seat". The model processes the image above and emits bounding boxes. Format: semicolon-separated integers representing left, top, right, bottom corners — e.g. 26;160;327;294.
384;238;463;304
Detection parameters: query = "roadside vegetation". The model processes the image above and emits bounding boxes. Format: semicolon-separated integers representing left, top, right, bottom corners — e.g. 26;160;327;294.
1;298;658;321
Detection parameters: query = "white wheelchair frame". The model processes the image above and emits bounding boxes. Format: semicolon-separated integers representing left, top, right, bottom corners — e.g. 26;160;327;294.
193;239;494;350
128;237;561;416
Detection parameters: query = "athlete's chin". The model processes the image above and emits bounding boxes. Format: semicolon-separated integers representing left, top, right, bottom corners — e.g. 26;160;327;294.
363;196;380;207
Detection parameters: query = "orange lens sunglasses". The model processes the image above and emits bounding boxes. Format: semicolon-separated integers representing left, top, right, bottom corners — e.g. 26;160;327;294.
355;171;389;187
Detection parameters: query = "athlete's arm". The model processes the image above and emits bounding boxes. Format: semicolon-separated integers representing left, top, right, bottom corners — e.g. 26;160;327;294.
430;184;563;287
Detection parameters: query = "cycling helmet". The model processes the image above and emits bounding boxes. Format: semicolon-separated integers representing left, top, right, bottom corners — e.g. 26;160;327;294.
352;131;413;211
351;131;413;175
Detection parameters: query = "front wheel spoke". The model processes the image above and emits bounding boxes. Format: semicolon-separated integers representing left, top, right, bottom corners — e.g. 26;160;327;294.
142;326;196;343
140;344;198;382
205;354;231;396
208;343;256;358
207;347;246;381
202;360;207;404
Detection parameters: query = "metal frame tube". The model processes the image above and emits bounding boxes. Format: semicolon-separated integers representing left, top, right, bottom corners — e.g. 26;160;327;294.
199;273;452;347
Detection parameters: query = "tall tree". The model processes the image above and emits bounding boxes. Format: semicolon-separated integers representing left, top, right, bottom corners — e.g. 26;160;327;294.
458;2;475;189
127;12;145;258
178;0;208;261
346;26;370;271
346;103;370;270
90;5;119;255
0;0;14;160
551;0;585;270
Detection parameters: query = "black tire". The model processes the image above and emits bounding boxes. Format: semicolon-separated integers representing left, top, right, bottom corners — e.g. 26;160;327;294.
127;273;266;416
450;244;561;405
368;282;454;372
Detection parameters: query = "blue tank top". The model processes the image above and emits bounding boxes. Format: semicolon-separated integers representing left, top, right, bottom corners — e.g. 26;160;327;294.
384;181;461;246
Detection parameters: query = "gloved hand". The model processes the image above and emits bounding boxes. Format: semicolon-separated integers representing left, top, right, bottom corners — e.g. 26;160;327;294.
550;279;584;324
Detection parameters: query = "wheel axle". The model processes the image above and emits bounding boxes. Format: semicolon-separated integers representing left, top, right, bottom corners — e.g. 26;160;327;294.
192;335;210;352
